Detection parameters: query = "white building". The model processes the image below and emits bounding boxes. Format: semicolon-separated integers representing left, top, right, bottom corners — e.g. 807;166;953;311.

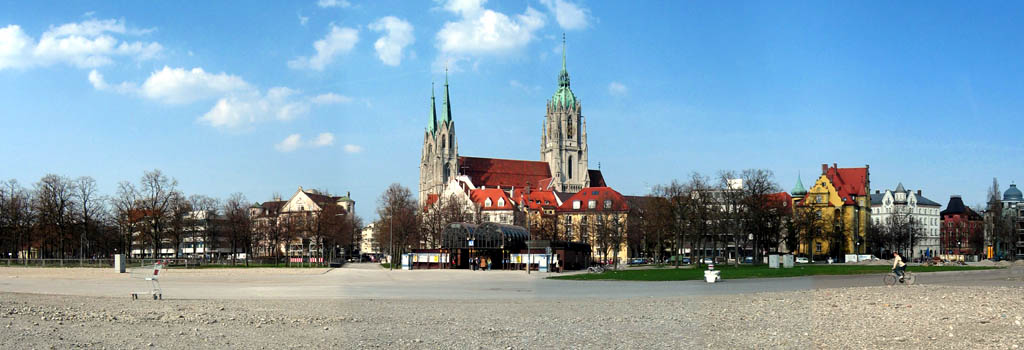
360;223;379;254
870;183;942;258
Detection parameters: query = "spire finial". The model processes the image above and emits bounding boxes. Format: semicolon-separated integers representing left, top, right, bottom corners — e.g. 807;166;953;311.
561;33;567;70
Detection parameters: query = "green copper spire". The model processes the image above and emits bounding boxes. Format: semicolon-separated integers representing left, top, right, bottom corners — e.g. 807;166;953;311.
550;33;577;109
792;172;807;196
427;82;437;135
441;67;452;124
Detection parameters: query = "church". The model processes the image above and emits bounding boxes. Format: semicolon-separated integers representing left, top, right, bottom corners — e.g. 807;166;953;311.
418;37;606;206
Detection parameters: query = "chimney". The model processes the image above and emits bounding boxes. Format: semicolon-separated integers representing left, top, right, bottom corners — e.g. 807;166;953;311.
875;190;880;194
821;164;828;174
347;191;350;198
833;163;837;169
917;190;921;196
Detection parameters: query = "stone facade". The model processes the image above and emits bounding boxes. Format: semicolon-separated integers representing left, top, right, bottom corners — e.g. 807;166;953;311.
540;37;589;193
870;183;942;259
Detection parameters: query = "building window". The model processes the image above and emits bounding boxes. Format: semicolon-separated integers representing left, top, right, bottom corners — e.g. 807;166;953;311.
604;200;612;209
815;243;822;253
498;198;505;207
485;198;492;207
816;195;822;203
588;200;596;209
573;200;581;209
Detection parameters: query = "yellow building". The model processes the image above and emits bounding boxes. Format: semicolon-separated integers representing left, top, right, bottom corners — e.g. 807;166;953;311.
791;164;870;258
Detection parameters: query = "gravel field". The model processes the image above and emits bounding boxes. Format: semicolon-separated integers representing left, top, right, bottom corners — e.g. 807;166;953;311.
1;285;1022;349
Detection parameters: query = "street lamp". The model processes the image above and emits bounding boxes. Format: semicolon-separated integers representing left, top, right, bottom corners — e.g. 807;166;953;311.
389;211;394;271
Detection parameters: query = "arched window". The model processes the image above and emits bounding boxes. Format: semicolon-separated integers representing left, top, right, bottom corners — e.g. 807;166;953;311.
567;155;573;179
448;133;453;150
443;163;451;182
498;198;505;207
442;135;447;150
485;198;492;207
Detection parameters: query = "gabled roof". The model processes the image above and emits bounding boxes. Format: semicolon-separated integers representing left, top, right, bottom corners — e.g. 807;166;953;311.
915;194;941;207
513;189;559;210
824;164;868;204
459;156;552;190
303;191;343;208
470;188;515;211
557;187;629;212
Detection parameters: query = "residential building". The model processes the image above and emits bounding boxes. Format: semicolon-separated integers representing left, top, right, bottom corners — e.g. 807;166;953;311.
870;183;942;258
985;184;1024;259
249;187;354;259
360;222;379;255
940;195;984;261
792;163;871;259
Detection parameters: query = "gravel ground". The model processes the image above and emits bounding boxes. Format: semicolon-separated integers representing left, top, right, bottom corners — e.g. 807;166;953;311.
1;285;1021;349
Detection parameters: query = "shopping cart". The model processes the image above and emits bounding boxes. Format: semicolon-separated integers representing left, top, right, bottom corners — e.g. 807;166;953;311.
129;261;166;300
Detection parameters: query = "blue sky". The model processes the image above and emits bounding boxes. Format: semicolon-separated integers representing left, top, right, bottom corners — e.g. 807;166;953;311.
2;1;1023;220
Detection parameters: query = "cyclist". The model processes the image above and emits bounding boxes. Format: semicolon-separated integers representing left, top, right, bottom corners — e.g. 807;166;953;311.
892;252;907;282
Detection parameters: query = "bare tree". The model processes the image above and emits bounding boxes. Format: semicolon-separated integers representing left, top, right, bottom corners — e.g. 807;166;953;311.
986;178;1016;260
34;174;77;258
223;193;251;265
740;169;782;264
187;194;218;260
374;183;421;262
111;181;139;258
137;170;178;258
1;180;35;260
167;192;191;259
73;176;103;259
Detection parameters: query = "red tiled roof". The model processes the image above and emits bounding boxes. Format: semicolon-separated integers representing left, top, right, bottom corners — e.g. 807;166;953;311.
557;187;629;212
766;192;793;215
459;156;551;190
513;189;558;210
423;194;440;212
470;188;515;211
824;164;868;205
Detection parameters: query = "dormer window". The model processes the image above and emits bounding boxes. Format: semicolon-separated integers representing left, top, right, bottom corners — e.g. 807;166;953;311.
604;200;612;209
573;200;581;209
485;198;492;207
588;200;596;209
497;198;505;207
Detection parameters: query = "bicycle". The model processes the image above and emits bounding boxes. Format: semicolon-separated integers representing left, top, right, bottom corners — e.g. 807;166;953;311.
587;264;605;273
883;269;915;286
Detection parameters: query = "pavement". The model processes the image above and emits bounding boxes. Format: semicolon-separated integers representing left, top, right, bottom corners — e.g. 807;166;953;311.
0;263;1021;300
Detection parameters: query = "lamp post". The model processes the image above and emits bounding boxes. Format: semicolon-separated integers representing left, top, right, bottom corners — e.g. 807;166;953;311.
389;212;394;271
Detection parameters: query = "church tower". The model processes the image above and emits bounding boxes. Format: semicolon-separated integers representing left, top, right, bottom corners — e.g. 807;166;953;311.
419;73;459;205
541;35;589;192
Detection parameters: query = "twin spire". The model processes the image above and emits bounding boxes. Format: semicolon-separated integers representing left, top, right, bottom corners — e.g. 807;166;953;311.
428;68;453;135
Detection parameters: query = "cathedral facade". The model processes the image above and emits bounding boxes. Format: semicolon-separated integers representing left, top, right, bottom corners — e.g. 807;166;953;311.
419;38;602;205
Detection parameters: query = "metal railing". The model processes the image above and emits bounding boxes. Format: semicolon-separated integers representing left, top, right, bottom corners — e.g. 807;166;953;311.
2;258;114;268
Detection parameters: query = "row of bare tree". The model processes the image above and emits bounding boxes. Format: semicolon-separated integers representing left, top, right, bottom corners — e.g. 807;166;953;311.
1;170;363;263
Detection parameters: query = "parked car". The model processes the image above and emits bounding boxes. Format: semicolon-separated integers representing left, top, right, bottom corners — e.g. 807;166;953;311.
629;258;649;265
666;255;691;264
795;257;810;264
742;256;754;264
701;257;714;265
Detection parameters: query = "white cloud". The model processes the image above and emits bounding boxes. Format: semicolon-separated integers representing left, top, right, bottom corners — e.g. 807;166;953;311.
87;69;136;93
0;25;35;70
436;0;545;57
0;19;162;70
288;25;359;70
313;133;334;147
275;134;303;152
509;79;538;93
200;86;310;128
540;0;590;30
140;66;253;104
608;81;627;96
343;144;363;154
299;15;309;26
275;132;336;152
311;92;353;105
317;0;351;8
369;16;414;66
